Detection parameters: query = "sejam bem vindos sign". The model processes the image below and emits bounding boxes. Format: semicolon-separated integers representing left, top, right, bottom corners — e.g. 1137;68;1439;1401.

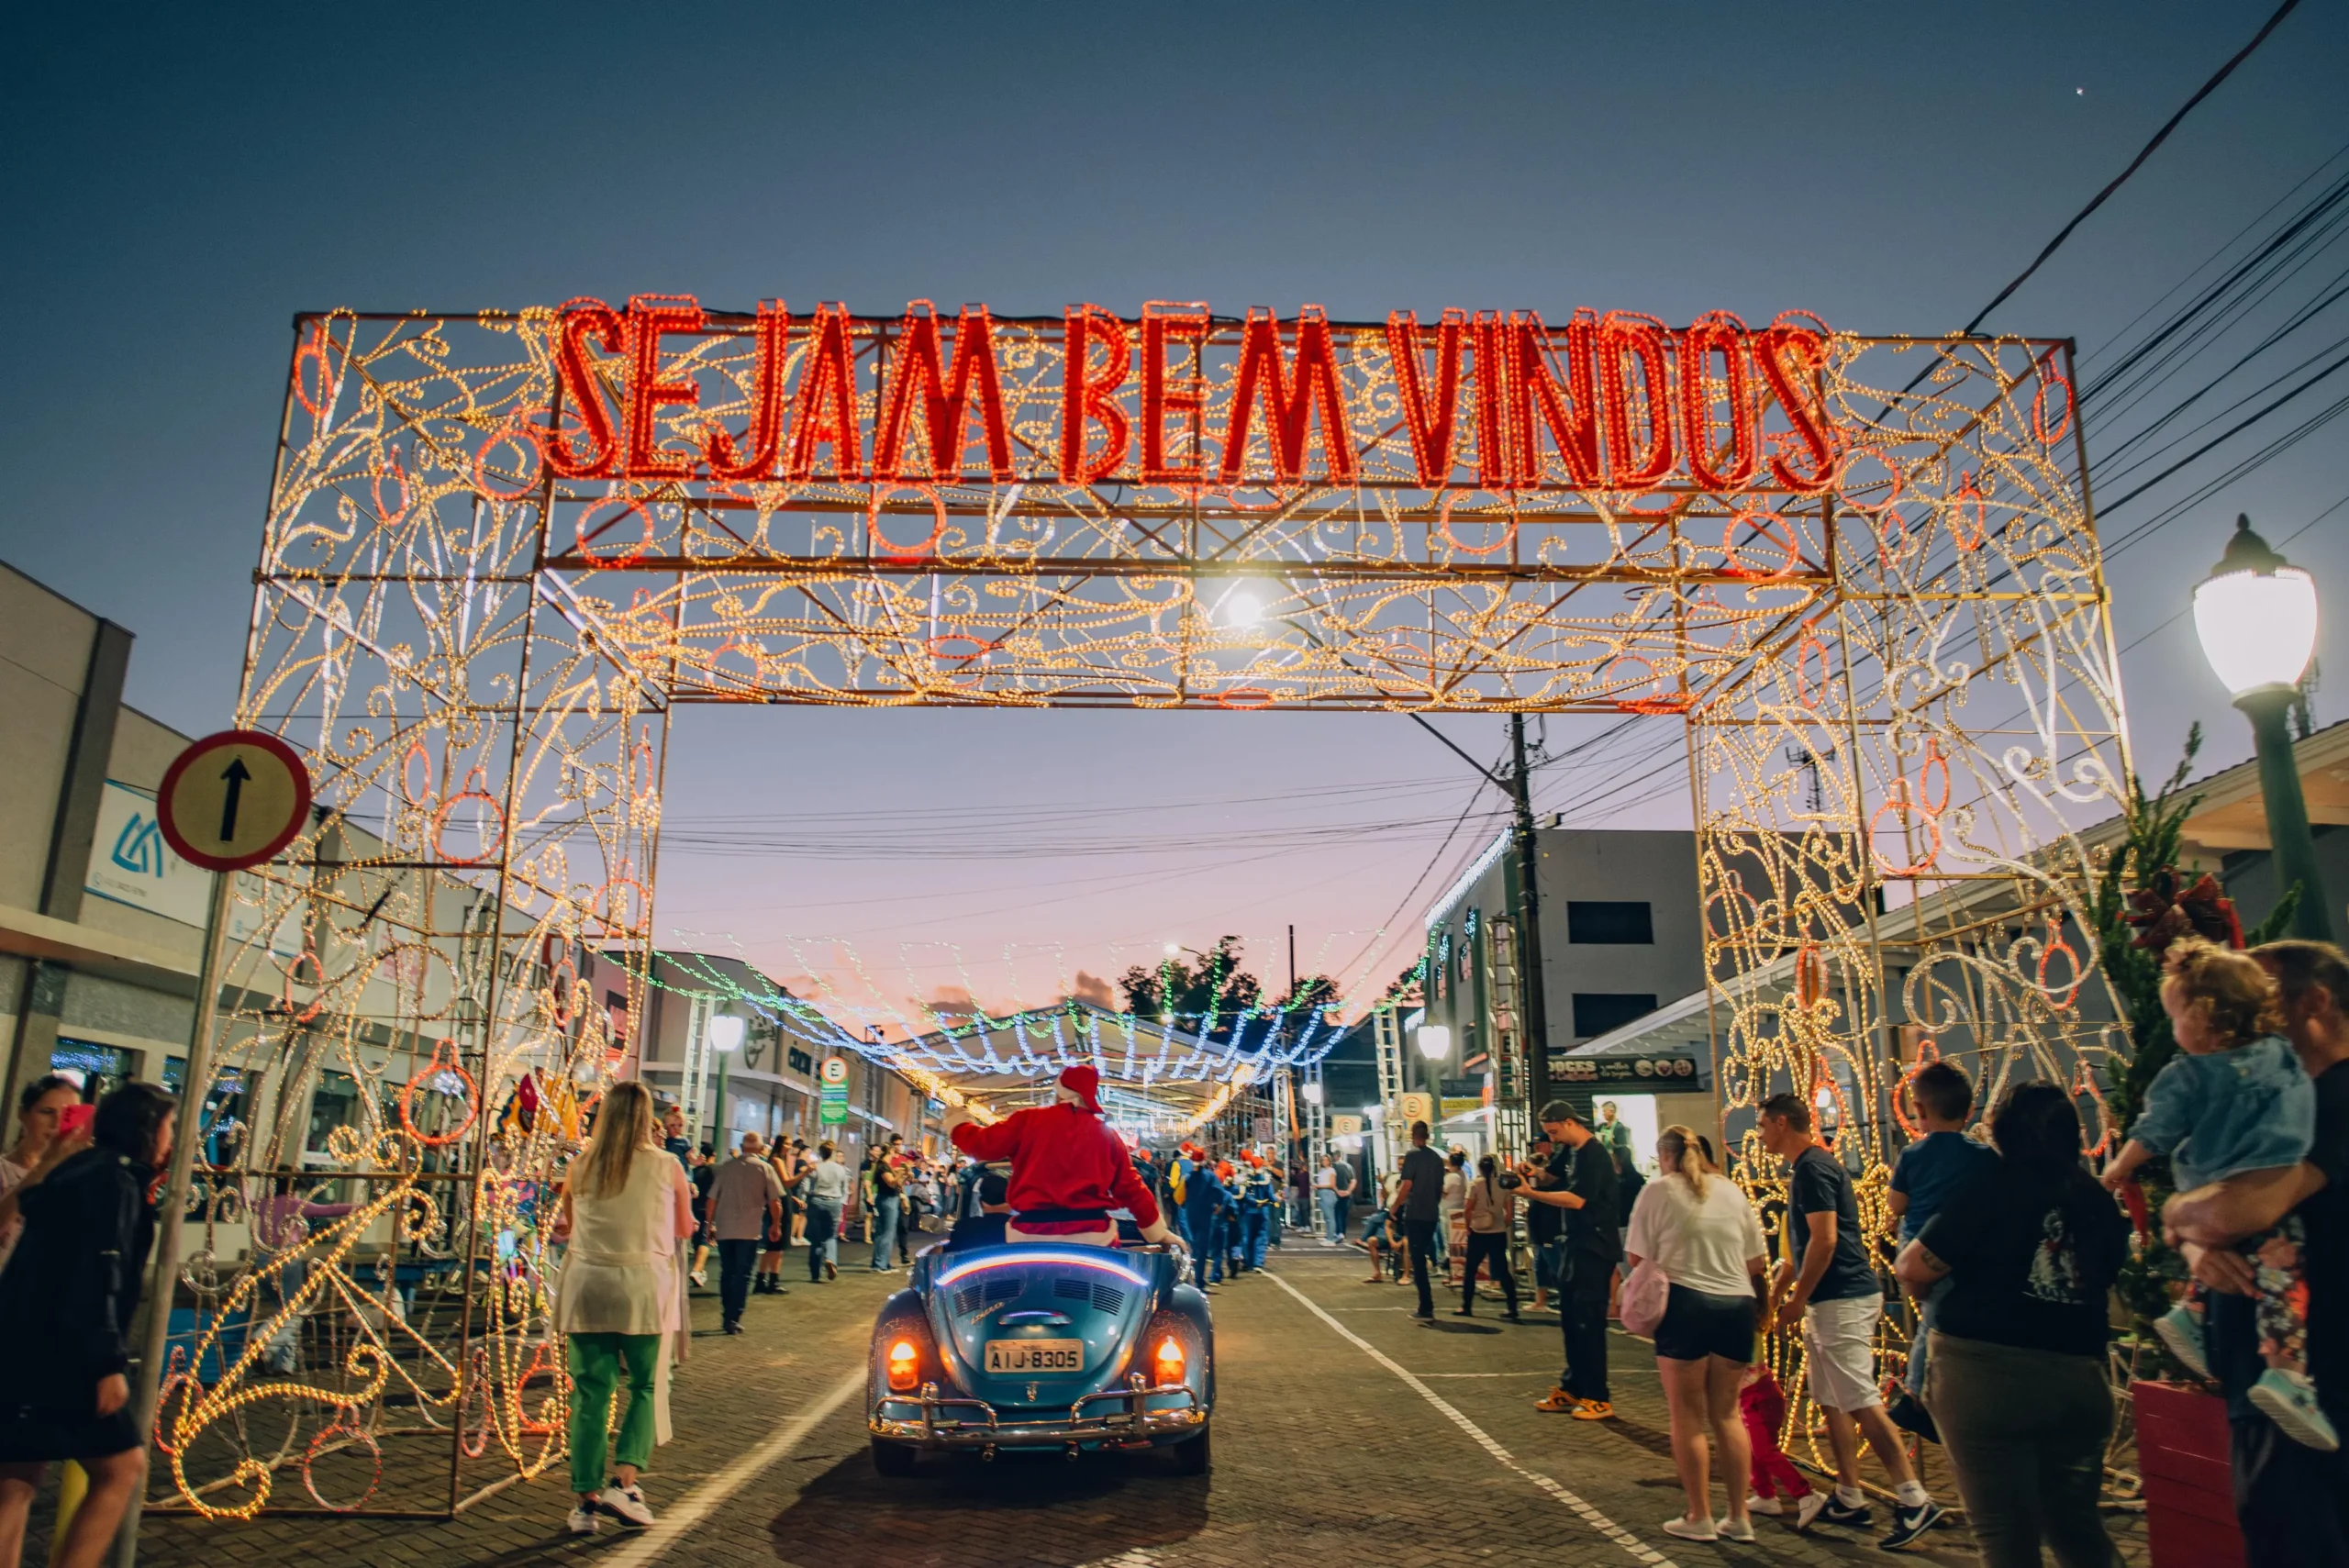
531;297;1842;496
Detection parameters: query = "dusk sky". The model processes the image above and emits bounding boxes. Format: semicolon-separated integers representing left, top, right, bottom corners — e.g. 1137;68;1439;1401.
6;1;2345;1035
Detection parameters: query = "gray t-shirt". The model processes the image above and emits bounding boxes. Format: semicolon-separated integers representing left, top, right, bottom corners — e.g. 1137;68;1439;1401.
707;1153;783;1240
805;1157;852;1206
1330;1160;1356;1197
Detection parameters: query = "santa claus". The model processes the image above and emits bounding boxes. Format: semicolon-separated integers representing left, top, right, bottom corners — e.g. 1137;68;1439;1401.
944;1064;1174;1249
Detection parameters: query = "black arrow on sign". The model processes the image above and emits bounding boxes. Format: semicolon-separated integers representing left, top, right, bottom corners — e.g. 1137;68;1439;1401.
218;757;250;842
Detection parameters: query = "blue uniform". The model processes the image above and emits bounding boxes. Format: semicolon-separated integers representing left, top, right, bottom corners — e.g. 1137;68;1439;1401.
1242;1169;1275;1268
1182;1164;1227;1286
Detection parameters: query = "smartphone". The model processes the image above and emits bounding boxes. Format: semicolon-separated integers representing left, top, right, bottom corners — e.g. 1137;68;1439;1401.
59;1103;95;1138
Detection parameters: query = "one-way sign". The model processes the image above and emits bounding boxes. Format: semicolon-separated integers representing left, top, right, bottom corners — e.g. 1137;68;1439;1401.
155;729;313;872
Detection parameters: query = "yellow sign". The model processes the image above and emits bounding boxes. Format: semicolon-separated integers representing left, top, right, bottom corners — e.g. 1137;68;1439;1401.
1396;1092;1434;1127
156;730;313;873
1329;1115;1363;1138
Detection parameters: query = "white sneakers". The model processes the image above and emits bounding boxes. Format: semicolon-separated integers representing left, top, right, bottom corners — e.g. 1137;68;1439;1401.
565;1506;598;1536
597;1480;655;1527
1745;1494;1784;1517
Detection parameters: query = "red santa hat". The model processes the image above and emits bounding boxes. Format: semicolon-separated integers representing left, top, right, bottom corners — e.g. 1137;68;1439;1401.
1055;1063;1103;1114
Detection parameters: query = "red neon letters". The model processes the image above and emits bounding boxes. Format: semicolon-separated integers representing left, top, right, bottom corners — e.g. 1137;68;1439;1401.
540;296;1840;494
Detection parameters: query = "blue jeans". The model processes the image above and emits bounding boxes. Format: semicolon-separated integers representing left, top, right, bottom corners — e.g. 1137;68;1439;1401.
870;1194;901;1268
1317;1190;1343;1242
1907;1273;1952;1396
1243;1207;1270;1269
805;1200;839;1279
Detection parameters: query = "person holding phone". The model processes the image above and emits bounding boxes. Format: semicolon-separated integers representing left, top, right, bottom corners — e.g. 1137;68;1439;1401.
0;1080;178;1568
0;1076;88;1278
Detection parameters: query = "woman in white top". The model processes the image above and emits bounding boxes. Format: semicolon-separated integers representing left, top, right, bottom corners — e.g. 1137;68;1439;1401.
554;1081;695;1537
1622;1125;1767;1543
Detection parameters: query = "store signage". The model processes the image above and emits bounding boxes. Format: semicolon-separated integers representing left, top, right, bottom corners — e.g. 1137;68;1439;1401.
1329;1115;1363;1139
541;298;1839;496
84;781;212;927
1396;1091;1434;1126
1548;1054;1700;1084
818;1055;849;1126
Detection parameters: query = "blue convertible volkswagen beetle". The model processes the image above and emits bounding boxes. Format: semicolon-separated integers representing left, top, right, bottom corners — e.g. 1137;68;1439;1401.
866;1224;1214;1475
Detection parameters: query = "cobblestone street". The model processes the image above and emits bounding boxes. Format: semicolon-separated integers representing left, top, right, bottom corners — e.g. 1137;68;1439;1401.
112;1236;2153;1568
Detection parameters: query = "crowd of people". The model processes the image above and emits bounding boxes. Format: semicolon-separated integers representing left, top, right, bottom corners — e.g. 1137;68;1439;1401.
0;934;2338;1566
1305;937;2347;1568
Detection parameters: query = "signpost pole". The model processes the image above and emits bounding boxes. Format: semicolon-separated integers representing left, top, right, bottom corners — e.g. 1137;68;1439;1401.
117;869;235;1568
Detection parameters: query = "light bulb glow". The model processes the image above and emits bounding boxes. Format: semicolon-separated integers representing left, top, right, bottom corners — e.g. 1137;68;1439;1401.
1300;1081;1323;1105
707;1014;745;1053
1414;1025;1452;1061
2194;566;2318;698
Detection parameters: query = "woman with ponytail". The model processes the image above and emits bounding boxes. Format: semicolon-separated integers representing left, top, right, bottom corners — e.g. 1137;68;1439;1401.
1622;1124;1769;1542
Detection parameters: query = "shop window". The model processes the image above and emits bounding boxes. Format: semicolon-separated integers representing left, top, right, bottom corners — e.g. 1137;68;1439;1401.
305;1071;362;1158
51;1040;134;1101
1571;993;1657;1039
1567;901;1653;944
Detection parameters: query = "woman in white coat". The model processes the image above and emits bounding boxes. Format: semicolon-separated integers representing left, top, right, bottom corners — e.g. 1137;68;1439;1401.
554;1081;695;1536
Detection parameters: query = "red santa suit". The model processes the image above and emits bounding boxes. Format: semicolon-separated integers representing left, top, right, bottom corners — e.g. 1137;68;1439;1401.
948;1065;1170;1248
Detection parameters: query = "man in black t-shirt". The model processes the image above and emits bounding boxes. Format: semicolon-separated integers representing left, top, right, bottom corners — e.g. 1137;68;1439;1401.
2170;940;2349;1568
1392;1122;1448;1320
1519;1103;1620;1418
1760;1092;1940;1548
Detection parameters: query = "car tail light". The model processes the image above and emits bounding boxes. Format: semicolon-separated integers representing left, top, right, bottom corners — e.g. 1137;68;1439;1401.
886;1339;919;1392
1152;1335;1186;1387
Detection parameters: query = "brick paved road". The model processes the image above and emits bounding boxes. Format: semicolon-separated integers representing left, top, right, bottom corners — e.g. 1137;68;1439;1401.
102;1237;2151;1568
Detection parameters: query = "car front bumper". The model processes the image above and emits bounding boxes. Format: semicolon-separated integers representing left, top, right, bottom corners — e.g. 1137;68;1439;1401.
870;1373;1206;1451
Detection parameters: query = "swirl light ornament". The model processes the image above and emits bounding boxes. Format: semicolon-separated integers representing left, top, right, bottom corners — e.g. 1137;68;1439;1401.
165;299;2126;1517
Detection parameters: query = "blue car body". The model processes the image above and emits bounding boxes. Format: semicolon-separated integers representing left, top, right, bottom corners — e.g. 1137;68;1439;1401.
866;1238;1213;1472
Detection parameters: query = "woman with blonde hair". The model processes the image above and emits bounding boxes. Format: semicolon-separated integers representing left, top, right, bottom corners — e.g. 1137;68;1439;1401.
1623;1123;1769;1541
553;1081;694;1536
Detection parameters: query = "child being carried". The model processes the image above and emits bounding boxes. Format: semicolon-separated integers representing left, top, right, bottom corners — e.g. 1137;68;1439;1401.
2103;937;2329;1450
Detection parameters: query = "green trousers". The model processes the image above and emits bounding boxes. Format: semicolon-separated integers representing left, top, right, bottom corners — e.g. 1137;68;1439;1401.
567;1332;661;1495
1922;1330;2120;1568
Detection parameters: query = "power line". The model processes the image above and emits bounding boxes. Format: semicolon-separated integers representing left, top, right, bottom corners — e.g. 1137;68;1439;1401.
1959;0;2305;336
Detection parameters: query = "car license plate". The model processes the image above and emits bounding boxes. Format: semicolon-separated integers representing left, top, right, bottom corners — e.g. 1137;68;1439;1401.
985;1338;1084;1374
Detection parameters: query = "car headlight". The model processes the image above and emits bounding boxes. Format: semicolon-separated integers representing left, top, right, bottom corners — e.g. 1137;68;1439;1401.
886;1338;920;1392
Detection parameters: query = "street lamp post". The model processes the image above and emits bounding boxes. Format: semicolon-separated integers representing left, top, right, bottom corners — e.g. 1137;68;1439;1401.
2193;515;2336;944
708;1012;745;1148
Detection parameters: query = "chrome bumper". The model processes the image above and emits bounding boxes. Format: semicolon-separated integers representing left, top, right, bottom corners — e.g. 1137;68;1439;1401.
870;1373;1206;1451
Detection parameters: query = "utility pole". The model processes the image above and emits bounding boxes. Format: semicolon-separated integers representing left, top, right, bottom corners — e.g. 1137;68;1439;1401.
1508;715;1553;1111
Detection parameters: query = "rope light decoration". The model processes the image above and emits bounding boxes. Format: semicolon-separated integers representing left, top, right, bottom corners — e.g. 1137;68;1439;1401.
176;298;2128;1517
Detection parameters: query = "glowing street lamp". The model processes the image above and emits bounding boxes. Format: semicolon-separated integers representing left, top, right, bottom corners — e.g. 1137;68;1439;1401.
2192;515;2335;942
707;1012;744;1147
1301;1080;1324;1106
1414;1024;1452;1062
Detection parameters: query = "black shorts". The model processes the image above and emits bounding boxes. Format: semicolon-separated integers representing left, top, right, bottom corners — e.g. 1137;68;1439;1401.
0;1398;142;1463
1653;1283;1757;1363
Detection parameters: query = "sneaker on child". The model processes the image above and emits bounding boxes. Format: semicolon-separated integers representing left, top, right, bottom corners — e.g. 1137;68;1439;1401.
2248;1366;2342;1451
2156;1302;2213;1382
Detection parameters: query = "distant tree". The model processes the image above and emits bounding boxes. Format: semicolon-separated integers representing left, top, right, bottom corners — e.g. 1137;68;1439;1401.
1119;936;1262;1039
1272;974;1339;1016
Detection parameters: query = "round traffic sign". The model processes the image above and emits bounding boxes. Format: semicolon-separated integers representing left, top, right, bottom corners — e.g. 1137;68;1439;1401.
156;729;313;872
818;1057;850;1086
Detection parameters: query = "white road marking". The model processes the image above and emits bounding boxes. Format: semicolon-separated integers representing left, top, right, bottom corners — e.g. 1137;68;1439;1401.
600;1367;864;1568
1418;1371;1568;1379
1264;1269;1678;1568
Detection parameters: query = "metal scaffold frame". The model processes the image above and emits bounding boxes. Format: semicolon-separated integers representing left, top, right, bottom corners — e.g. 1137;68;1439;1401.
155;299;2130;1520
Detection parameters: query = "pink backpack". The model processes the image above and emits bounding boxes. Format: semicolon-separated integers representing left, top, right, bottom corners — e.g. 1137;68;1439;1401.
1619;1257;1672;1337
